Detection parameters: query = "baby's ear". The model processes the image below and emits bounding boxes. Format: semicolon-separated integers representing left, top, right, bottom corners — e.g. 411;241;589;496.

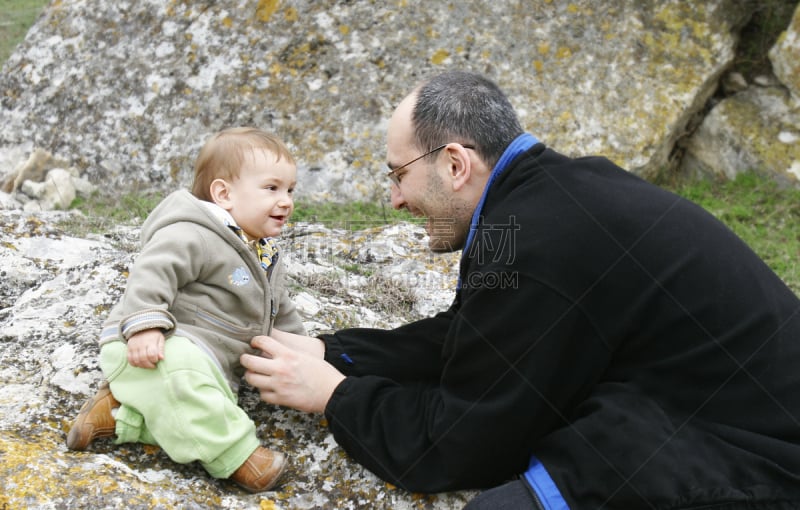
209;179;233;209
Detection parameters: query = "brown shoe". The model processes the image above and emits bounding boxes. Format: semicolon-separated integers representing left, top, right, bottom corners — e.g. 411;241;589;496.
229;446;288;493
66;382;119;450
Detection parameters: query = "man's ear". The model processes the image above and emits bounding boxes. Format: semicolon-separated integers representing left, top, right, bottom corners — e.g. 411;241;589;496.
446;144;471;191
209;179;233;210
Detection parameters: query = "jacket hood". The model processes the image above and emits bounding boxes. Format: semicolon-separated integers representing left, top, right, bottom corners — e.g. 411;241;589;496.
140;190;231;247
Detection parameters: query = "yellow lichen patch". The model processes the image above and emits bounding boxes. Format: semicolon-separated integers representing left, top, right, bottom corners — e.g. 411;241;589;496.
556;46;572;59
284;37;327;71
339;25;350;36
0;430;129;506
260;500;279;510
654;3;710;40
284;7;298;22
221;16;233;28
533;60;544;73
723;93;800;173
25;216;44;233
1;428;234;507
142;444;161;455
256;0;280;23
431;49;450;65
537;42;550;55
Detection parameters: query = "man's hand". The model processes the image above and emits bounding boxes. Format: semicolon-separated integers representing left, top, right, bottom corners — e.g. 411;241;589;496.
241;335;345;414
127;329;166;369
269;328;326;358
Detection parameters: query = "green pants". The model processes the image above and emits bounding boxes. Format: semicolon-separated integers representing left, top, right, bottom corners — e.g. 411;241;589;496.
99;336;260;478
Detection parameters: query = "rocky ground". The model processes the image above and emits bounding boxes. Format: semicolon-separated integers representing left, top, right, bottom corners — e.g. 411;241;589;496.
0;209;470;509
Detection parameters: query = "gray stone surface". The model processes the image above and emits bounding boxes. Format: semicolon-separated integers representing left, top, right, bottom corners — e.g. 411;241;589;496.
681;84;800;183
0;210;467;509
1;0;767;205
770;4;800;103
681;4;800;183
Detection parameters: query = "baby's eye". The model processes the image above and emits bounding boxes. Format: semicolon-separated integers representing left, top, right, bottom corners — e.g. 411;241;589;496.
265;185;277;191
288;187;295;195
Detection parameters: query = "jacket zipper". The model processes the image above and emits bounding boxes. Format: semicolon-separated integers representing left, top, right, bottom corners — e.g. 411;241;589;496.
196;309;249;334
530;490;546;510
520;475;547;510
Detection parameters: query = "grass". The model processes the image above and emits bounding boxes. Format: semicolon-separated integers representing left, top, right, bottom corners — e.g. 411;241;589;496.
664;173;800;295
58;190;165;238
291;199;415;229
0;0;50;63
58;172;800;296
59;191;413;234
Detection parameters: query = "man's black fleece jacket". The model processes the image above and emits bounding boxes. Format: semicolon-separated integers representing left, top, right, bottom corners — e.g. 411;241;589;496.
319;144;800;509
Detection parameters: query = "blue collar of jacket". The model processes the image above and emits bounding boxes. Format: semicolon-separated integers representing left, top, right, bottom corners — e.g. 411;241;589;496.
457;133;540;290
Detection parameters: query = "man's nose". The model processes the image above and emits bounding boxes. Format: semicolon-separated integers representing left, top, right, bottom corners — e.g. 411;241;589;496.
390;183;406;210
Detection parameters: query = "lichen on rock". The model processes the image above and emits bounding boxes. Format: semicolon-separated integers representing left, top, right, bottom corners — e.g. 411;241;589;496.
0;209;468;509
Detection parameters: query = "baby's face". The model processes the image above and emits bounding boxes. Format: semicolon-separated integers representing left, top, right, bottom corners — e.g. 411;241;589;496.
224;148;296;240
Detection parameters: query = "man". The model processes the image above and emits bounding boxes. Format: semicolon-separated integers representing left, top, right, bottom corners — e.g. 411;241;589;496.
240;70;800;508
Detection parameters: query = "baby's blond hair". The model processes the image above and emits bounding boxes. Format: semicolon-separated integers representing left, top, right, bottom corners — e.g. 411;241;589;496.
192;127;295;201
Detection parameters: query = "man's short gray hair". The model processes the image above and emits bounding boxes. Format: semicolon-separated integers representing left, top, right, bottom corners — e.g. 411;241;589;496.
412;71;524;169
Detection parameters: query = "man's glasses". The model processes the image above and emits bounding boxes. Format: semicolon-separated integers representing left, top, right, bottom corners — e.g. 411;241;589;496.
386;143;475;186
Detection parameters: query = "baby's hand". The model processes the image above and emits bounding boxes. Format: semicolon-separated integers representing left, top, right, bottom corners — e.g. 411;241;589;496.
127;329;166;369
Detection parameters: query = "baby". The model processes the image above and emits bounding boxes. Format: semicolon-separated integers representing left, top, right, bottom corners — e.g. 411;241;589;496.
66;127;306;492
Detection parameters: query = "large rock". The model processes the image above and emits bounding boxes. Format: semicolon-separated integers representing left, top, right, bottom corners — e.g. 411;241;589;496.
0;209;467;508
680;4;800;184
770;4;800;103
680;84;800;183
0;0;753;202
